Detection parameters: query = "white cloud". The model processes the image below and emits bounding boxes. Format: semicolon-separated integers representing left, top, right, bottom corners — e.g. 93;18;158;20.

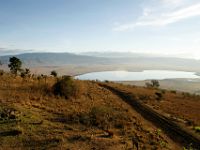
143;8;152;16
113;2;200;31
161;0;183;5
194;38;200;44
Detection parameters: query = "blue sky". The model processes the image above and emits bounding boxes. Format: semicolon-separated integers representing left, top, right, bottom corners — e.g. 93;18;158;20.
0;0;200;58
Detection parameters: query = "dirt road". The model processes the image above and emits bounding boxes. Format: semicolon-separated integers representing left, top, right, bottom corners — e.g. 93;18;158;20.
100;83;200;149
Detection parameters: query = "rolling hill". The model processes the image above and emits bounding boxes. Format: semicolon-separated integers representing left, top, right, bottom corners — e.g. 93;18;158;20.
1;52;200;75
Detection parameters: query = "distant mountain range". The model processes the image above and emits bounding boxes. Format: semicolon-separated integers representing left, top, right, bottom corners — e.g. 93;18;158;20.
1;52;200;73
0;52;110;66
80;52;159;58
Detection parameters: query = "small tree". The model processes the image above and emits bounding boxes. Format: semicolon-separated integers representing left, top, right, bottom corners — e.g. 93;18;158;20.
8;57;22;75
51;70;58;77
151;80;160;88
0;60;4;76
145;80;160;88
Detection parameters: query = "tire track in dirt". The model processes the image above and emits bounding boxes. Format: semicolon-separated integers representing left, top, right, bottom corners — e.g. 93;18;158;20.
99;83;200;149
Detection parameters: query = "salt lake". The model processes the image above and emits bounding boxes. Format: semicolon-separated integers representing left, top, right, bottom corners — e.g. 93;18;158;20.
75;70;200;81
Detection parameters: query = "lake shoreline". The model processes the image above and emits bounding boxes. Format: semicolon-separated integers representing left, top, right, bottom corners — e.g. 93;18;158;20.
75;70;200;81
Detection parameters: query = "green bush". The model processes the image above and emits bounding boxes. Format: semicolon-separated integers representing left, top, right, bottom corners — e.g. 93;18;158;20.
194;126;200;133
104;80;109;83
51;70;58;77
8;57;22;75
151;80;160;88
53;76;76;99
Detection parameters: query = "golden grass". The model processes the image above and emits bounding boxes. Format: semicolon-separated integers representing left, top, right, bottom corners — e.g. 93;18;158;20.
106;82;200;126
0;73;184;149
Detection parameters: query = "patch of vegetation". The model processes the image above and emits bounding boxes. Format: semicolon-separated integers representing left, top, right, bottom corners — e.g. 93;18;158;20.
193;126;200;133
89;106;113;129
20;68;31;78
22;138;61;149
0;69;4;76
155;92;163;101
0;107;20;122
52;105;131;132
0;129;22;137
104;80;109;83
170;90;177;94
155;129;162;137
160;89;166;94
67;135;91;143
52;76;77;99
159;140;168;148
183;143;195;150
146;80;160;88
92;106;129;129
8;57;22;75
138;94;150;101
29;81;51;97
51;70;58;77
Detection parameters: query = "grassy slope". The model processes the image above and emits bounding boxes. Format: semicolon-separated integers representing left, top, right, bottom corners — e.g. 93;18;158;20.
111;82;200;126
120;79;200;95
1;74;199;149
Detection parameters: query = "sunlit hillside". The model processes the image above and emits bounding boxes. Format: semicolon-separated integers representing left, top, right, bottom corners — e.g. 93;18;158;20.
0;71;199;149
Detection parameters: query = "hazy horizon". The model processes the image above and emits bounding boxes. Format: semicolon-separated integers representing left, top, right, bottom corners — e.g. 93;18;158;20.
0;0;200;59
0;49;200;60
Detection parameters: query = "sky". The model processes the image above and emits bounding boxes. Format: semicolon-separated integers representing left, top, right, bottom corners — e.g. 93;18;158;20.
0;0;200;59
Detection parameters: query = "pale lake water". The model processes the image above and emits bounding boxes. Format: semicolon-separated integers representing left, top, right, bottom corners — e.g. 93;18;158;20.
75;70;200;81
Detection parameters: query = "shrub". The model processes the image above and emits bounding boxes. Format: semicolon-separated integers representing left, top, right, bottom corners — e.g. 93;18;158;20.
146;80;160;88
145;82;153;88
160;89;166;94
89;106;112;129
138;94;150;101
51;70;58;77
20;68;31;78
151;80;160;88
59;105;131;134
88;106;130;131
72;80;84;98
170;90;177;94
155;92;163;100
155;129;162;137
52;76;76;99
